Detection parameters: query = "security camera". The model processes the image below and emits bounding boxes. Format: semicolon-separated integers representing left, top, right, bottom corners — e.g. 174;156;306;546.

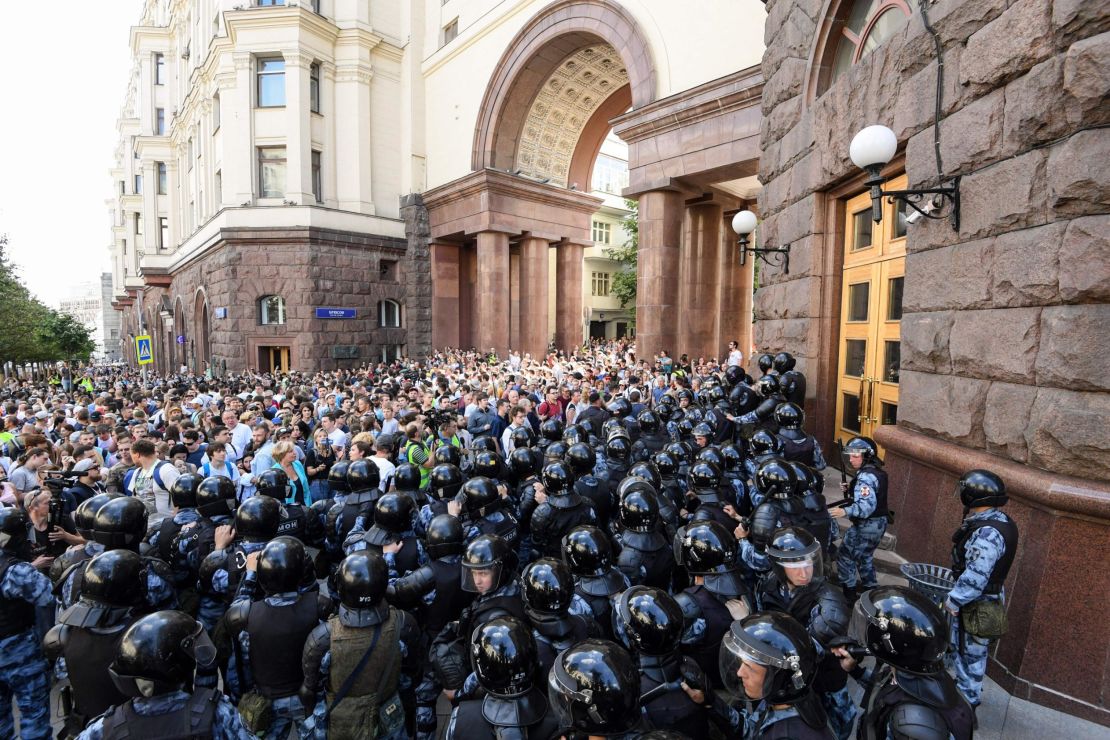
904;194;940;226
904;208;925;226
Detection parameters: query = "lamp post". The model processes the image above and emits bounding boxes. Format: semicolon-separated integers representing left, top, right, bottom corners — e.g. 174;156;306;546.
730;209;791;275
850;124;961;230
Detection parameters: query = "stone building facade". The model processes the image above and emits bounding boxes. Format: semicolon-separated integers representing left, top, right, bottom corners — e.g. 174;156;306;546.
755;0;1109;723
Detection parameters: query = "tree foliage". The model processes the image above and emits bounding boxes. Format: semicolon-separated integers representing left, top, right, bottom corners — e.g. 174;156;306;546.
0;235;96;364
605;199;639;310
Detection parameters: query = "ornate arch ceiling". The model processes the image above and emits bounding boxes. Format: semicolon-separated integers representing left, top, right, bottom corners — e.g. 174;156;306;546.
514;43;629;187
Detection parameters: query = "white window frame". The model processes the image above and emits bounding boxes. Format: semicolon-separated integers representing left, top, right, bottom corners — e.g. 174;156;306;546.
259;295;286;325
378;299;402;328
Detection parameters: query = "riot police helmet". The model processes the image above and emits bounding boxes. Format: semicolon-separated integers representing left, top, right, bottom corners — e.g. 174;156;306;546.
461;534;515;593
788;461;820;496
471;436;499;455
257;536;306;595
433;443;461;467
77;549;146;609
196;475;237;518
687;461;722;490
336;550;389;609
392;462;422;492
91;496;149;551
652;451;679;478
720;443;745;472
425;514;465;560
719;611;816;703
509;425;536;451
773;402;804;431
692;422;714;442
234;494;281;542
471;616;539;697
956;469;1007;509
627;461;661;490
473;450;503;481
562;525;615;577
849;586;948;675
724;364;745;387
618;486;660;534
543;441;568;464
462;476;501;516
602;418;626;440
766;527;823;589
842;436;880;467
729;384;760;416
548;639;640;736
541;460;575;495
562;424;589;446
614;586;683;656
756;458;799;499
564;442;597;476
664;441;692;464
430;463;464;501
521;557;575;621
255;469;291;500
772;352;796;374
346;458;381;492
327;460;351;493
605;435;632;462
637;410;660;433
755;374;780;399
372;492;415;535
540;418;565;442
74;493;121;540
674;520;745;598
169;473;203;510
507;446;539;481
606;397;632;419
749;429;784;458
696;446;725;470
757;353;775;375
109;610;216;698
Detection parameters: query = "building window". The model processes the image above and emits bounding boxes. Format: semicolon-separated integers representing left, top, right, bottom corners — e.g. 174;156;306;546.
134;174;143;194
821;0;915;94
592;220;612;245
380;260;398;281
592;153;629;195
187;139;194;170
257;57;286;107
257;0;285;5
119;180;126;195
310;0;321;13
381;344;402;363
212;93;220;130
158;217;169;250
378;300;402;328
442;18;459;45
155;108;166;135
257;146;286;198
156;162;167;194
591;272;611;297
311;150;322;202
215;170;222;204
154;53;165;85
310;62;321;113
259;295;286;325
134;213;143;236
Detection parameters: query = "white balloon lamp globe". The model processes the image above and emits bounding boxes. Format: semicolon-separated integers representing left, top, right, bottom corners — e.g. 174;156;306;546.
731;209;758;236
850;125;898;170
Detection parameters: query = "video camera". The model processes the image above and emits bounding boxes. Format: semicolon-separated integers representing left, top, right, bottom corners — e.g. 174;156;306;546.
42;471;79;529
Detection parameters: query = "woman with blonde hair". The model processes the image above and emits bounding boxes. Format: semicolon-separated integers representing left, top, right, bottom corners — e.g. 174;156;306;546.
272;440;310;505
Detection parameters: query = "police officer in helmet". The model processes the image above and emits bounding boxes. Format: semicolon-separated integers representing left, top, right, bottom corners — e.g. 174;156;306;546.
445;616;560;739
944;469;1018;709
548;639;644;738
561;525;629;638
345;492;428;580
520;558;597;676
773;402;827;471
75;609;248;740
256;468;325;547
829;437;889;604
613;480;675;589
833;585;974;740
715;611;833;738
529;461;597;559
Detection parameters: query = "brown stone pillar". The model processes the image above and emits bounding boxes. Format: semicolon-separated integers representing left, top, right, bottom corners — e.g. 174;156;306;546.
518;236;550;360
635;190;683;363
680;202;722;362
556;241;585;351
430;243;460;349
509;249;521;352
458;244;476;349
717;214;751;360
475;231;510;355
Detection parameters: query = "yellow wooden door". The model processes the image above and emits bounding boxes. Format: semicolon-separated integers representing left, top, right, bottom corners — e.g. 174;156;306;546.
267;346;290;374
834;176;907;449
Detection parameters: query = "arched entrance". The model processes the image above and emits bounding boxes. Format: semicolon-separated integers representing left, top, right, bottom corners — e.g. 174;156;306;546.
173;297;186;372
193;290;211;374
424;0;655;357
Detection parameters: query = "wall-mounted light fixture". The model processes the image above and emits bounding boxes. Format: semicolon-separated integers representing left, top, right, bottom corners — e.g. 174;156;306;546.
850;124;961;230
731;209;791;275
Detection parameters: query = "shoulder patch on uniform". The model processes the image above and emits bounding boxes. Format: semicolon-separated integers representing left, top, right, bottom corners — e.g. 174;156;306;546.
859;486;873;498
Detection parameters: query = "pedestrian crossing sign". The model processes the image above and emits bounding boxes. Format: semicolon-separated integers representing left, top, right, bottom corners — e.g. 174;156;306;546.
136;335;153;365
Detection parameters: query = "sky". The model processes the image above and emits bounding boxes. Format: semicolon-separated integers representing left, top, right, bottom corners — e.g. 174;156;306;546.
0;2;143;306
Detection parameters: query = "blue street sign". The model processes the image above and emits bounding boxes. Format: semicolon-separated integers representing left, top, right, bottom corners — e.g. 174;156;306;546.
135;335;153;366
176;335;186;345
315;307;357;319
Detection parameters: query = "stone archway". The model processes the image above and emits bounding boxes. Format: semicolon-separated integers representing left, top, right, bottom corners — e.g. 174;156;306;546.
426;0;655;357
193;289;211;373
173;297;186;372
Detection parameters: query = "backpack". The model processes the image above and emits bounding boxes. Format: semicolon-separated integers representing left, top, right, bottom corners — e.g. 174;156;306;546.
123;460;170;494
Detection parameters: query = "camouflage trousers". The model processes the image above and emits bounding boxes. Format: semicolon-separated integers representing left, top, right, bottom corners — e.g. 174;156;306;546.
0;629;51;740
836;517;887;588
821;686;858;740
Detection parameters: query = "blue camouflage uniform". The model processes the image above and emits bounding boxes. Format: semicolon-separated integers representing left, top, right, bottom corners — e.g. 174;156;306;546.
228;586;313;740
945;508;1010;707
61;543;177;612
0;558;54;740
197;540;266;633
75;690;256;740
148;508;202;586
835;469;886;589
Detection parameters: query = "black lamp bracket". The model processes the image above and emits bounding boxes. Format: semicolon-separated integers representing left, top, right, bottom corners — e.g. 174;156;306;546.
738;238;791;275
867;172;961;231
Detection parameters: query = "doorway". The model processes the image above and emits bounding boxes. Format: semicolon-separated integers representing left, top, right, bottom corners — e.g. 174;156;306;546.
589;321;607;339
259;346;290;374
834;175;907;450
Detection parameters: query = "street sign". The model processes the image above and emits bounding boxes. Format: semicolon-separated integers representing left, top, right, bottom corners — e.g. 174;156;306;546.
176;335;185;345
315;307;357;319
135;335;153;365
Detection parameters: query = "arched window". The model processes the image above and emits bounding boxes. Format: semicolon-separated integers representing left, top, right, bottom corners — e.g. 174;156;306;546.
818;0;916;95
378;299;402;328
259;295;286;325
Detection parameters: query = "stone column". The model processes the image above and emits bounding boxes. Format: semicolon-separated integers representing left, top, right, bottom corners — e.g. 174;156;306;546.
717;212;747;360
225;52;254;205
635;190;683;362
321;62;337;208
430;243;460;349
475;231;511;355
556;241;585;351
681;201;722;361
283;51;313;204
333;62;374;214
518;236;550;360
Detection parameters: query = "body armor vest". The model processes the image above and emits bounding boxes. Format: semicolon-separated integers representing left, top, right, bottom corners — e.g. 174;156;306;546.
100;688;219;740
684;585;734;689
951;515;1018;595
327;609;401;728
156;517;184;563
779;433;817;468
854;465;889;520
64;623;132;721
639;654;708;738
863;667;973;740
425;559;474;636
247;594;319;697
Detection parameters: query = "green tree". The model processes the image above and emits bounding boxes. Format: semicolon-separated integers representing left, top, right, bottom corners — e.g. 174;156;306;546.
605;199;638;310
42;309;96;361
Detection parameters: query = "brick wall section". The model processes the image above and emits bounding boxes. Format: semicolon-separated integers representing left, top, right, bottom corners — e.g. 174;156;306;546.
134;226;433;373
755;0;1110;479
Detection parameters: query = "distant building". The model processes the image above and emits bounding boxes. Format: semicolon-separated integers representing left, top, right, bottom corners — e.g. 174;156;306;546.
58;273;120;360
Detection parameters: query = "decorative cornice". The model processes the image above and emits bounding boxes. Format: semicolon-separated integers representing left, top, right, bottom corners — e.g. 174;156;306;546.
424;168;602;216
281;50;313;70
334;63;373;84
